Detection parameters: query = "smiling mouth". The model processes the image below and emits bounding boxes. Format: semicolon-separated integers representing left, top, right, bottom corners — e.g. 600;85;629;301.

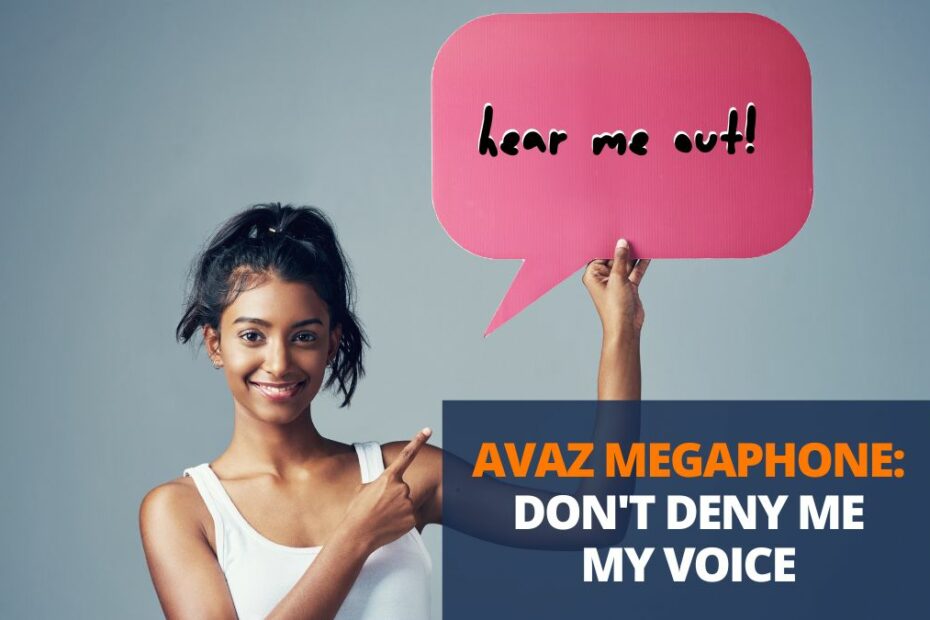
249;380;307;402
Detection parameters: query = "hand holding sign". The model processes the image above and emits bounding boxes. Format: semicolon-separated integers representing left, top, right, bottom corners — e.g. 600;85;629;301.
432;13;812;334
583;239;650;337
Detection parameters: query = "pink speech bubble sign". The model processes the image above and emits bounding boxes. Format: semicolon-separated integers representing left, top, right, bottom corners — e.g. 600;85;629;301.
432;13;812;335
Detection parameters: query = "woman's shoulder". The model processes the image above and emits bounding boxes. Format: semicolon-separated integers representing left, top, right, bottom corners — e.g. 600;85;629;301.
138;475;233;616
141;475;199;506
381;440;443;525
381;441;442;485
139;475;211;542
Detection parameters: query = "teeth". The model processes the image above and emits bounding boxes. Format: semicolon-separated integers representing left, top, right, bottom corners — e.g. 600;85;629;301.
256;382;300;392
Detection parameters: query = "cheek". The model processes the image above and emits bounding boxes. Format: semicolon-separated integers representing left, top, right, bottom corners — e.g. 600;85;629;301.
223;348;329;381
298;349;331;375
221;348;264;375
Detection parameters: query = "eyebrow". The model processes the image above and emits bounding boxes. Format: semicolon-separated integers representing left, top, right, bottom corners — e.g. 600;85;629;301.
232;317;324;328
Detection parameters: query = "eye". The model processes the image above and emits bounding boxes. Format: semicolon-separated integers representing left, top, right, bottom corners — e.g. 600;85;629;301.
239;330;265;343
293;331;318;344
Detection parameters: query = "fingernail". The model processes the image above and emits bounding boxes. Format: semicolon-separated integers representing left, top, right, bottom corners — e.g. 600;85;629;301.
422;427;432;437
617;239;629;249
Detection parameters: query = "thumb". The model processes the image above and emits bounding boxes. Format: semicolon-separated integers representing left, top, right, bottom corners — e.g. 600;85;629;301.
611;239;630;278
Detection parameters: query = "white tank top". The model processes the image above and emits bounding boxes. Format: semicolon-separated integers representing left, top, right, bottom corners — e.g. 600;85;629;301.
182;442;432;620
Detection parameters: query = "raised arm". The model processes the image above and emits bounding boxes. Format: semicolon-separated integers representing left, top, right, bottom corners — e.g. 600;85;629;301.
582;238;649;400
425;238;650;549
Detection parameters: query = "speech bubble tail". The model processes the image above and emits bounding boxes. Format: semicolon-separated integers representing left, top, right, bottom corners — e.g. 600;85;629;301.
484;259;580;336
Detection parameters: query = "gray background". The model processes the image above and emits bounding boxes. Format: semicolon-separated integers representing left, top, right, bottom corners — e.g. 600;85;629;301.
0;1;927;618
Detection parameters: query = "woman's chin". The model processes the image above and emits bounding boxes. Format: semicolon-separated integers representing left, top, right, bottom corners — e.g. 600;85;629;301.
250;403;310;425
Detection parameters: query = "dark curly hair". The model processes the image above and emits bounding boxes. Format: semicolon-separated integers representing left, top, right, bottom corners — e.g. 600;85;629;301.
176;203;366;407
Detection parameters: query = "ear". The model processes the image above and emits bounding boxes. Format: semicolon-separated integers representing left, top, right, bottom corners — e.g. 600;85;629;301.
203;325;222;366
327;323;343;364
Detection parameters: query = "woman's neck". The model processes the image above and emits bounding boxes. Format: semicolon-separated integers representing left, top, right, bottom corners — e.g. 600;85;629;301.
218;404;337;477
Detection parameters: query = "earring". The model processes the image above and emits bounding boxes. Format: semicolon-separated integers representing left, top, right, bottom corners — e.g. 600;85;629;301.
212;358;222;369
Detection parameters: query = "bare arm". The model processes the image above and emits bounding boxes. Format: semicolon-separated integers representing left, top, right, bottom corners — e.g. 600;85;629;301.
139;482;238;619
141;431;432;620
422;239;651;548
266;430;431;620
584;238;649;401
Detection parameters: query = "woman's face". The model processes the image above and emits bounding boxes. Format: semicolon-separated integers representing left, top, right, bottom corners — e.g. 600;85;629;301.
204;273;341;424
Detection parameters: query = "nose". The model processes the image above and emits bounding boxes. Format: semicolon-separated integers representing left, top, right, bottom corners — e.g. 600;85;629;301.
262;337;292;377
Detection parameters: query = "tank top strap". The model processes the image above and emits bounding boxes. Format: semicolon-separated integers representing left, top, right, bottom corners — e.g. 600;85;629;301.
354;442;385;483
182;463;227;566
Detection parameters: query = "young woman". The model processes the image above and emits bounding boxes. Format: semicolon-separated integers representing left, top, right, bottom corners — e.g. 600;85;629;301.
139;203;649;619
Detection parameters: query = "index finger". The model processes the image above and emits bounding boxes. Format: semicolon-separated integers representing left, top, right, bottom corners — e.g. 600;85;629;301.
629;259;651;285
388;427;432;478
